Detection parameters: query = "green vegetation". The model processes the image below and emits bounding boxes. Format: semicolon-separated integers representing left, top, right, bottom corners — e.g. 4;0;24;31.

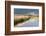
14;17;30;26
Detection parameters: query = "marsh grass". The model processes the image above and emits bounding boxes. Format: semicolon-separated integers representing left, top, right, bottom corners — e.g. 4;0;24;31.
14;17;30;26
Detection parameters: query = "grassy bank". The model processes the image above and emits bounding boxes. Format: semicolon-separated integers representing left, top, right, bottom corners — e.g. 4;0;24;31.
14;16;39;26
14;17;30;26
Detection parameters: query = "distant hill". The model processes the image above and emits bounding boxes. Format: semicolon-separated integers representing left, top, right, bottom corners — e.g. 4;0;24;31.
15;12;39;16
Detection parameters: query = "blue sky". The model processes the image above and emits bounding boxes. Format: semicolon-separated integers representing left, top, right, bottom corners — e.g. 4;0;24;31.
14;8;39;15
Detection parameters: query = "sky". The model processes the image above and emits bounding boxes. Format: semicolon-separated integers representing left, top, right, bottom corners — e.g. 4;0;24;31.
14;8;39;15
